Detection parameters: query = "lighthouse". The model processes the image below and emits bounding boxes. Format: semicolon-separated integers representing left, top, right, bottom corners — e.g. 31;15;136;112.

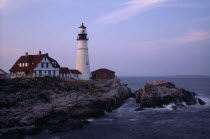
76;23;91;80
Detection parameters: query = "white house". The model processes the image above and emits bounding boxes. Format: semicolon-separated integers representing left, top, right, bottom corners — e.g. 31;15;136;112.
10;51;60;78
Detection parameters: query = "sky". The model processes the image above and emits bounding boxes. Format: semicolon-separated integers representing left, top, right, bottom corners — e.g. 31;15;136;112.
0;0;210;76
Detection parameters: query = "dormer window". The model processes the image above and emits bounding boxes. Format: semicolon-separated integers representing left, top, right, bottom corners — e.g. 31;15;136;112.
52;62;56;66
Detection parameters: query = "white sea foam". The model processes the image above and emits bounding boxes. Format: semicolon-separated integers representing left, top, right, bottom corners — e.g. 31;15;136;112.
86;118;95;122
163;104;174;110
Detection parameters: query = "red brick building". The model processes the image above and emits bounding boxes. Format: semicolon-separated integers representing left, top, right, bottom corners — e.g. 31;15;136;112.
91;68;115;80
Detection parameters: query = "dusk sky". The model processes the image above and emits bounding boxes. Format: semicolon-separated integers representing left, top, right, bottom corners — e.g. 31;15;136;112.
0;0;210;76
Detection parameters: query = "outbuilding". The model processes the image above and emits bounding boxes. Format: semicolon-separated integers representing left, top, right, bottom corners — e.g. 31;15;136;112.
91;68;115;80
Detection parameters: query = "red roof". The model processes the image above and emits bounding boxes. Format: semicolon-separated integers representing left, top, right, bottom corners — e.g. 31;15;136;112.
69;69;82;74
10;53;60;72
48;57;60;68
91;68;115;73
60;67;70;73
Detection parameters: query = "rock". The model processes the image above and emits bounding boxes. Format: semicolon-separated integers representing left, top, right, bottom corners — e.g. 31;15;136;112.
69;107;105;118
0;77;131;136
134;80;198;108
135;108;146;111
0;125;40;137
171;103;187;110
21;125;41;135
20;114;36;126
44;119;83;132
105;78;120;87
197;98;205;105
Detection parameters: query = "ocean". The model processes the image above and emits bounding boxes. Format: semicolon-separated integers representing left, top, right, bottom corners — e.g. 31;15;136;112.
27;76;210;139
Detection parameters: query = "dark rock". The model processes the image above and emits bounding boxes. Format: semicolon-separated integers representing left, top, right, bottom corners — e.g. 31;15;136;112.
82;120;90;125
21;125;41;135
0;77;131;136
69;107;105;118
134;80;199;108
172;103;187;110
135;108;146;111
197;98;205;105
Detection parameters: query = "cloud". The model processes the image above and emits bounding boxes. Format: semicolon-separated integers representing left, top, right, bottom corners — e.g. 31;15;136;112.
96;0;170;24
175;30;210;43
143;30;210;46
0;0;10;9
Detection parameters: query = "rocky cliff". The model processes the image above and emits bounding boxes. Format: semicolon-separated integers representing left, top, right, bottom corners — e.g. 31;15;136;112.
0;77;131;137
134;80;205;109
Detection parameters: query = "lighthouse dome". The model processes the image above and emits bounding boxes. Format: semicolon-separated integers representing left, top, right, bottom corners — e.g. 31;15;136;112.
79;23;86;29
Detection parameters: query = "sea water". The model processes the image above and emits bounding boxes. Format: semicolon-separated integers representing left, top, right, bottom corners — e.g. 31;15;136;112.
27;76;210;139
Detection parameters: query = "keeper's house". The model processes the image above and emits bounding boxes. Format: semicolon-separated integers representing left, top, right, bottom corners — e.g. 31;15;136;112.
10;51;82;79
91;68;115;80
10;51;60;78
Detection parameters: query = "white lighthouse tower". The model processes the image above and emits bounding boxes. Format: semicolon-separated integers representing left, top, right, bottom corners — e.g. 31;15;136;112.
76;23;91;80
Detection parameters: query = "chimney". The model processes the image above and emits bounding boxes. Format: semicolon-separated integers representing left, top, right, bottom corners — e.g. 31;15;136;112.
25;52;28;56
39;51;41;55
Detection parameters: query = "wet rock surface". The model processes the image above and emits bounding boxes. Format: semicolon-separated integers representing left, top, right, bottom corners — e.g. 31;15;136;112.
134;80;205;109
0;77;131;137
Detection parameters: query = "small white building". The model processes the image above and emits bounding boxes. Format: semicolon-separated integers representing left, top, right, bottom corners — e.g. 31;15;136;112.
60;67;71;78
69;69;82;80
10;51;60;78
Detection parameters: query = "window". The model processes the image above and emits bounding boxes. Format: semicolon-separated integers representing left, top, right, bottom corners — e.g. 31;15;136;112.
65;73;67;76
19;63;22;67
86;62;88;65
46;63;49;68
41;63;44;68
44;57;47;61
39;71;42;75
49;70;51;75
53;71;55;76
